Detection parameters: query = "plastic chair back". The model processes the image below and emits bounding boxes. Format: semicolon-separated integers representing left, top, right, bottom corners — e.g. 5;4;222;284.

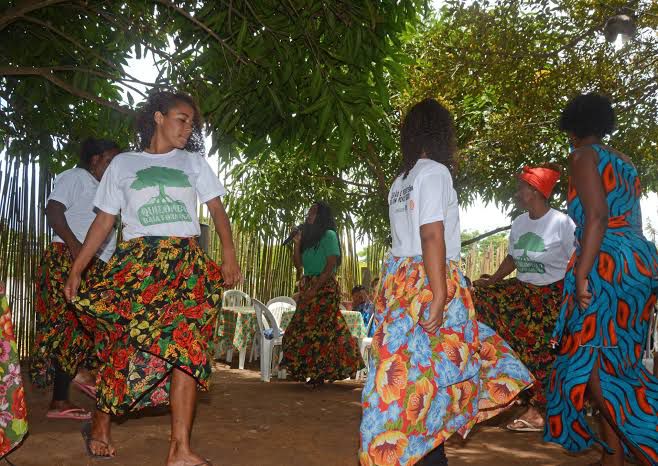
253;298;282;339
266;296;296;325
222;289;251;308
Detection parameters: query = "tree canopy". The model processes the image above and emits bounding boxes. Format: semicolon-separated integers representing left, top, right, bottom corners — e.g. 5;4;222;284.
404;0;658;210
2;0;657;243
1;1;427;168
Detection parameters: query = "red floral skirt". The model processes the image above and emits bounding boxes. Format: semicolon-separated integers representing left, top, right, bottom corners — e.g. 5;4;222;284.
472;278;563;407
73;236;222;415
282;277;363;382
30;242;102;387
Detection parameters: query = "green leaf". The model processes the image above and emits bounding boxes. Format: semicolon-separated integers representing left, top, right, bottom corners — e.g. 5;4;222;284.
237;19;248;50
337;124;353;167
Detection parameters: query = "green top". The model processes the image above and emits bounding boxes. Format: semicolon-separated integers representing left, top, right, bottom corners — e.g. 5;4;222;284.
302;229;340;276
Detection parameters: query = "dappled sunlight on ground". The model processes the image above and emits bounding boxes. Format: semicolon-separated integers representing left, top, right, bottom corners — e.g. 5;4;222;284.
7;361;601;465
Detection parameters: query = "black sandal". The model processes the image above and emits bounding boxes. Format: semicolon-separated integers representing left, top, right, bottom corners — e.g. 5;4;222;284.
81;421;114;460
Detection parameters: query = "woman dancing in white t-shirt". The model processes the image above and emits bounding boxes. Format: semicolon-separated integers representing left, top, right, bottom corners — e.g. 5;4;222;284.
359;98;533;465
65;91;241;465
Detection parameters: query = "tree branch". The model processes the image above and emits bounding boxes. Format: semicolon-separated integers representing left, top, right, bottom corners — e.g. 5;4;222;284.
0;66;134;115
19;14;153;90
363;143;389;198
0;0;68;31
462;225;511;247
71;1;175;63
154;0;250;65
308;174;375;190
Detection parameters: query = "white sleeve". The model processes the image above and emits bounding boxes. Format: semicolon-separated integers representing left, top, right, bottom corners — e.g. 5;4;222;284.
47;171;80;209
93;160;122;215
561;216;576;257
195;154;226;203
417;172;450;226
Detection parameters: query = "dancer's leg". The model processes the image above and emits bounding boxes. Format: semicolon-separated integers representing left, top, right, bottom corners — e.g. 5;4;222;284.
88;410;115;457
419;443;448;466
587;360;649;466
51;362;72;405
167;368;206;465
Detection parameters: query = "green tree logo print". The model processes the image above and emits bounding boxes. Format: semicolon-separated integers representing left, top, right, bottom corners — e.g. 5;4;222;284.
130;166;192;226
513;232;547;274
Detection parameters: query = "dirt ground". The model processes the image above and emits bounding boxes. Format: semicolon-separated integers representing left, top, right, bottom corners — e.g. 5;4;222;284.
7;361;602;466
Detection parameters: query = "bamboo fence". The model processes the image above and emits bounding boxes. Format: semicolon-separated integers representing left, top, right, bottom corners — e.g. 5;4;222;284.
0;156;51;358
201;219;370;302
462;242;511;281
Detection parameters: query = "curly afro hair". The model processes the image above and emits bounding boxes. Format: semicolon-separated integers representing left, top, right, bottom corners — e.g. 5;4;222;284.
559;93;615;139
135;91;204;153
400;98;456;179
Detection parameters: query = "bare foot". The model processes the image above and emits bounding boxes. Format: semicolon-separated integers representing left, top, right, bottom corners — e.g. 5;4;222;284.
506;406;544;431
89;411;115;458
166;443;210;466
518;406;544;427
49;399;88;413
74;368;95;386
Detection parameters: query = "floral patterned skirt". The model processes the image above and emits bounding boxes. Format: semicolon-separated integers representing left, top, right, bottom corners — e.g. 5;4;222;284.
359;256;534;466
282;277;364;382
72;236;222;416
0;295;28;458
30;242;102;387
472;278;563;407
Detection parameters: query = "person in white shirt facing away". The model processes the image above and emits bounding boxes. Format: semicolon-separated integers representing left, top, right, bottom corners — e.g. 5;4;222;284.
359;98;533;466
63;91;242;465
30;138;119;421
472;164;575;433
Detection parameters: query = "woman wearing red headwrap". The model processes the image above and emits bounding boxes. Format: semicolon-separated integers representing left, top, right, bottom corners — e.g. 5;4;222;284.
472;163;575;432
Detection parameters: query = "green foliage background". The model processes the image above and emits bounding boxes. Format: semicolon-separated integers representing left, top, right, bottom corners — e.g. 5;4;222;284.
2;0;657;243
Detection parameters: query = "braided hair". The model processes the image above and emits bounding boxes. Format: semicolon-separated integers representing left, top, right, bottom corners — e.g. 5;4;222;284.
135;91;204;153
400;98;456;179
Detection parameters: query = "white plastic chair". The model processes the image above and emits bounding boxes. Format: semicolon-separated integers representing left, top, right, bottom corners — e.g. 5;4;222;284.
250;297;296;363
266;296;296;326
253;298;284;382
356;314;375;381
222;289;252;307
220;290;252;364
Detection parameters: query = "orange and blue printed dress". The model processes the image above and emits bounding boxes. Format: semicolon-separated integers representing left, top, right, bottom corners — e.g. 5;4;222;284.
544;145;658;464
359;258;534;466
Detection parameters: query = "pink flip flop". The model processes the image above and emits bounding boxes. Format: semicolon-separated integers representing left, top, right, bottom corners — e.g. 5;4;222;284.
47;408;92;420
72;379;96;399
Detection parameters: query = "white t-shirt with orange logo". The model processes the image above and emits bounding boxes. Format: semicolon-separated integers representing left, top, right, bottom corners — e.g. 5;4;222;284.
388;159;461;260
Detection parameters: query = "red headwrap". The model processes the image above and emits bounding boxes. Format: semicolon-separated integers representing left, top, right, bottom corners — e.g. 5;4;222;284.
519;166;560;198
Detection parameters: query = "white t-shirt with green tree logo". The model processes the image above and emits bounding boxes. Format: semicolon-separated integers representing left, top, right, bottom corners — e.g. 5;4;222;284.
94;149;226;240
508;209;575;286
48;167;116;262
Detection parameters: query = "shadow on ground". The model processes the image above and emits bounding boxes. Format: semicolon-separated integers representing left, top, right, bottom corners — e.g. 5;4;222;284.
6;361;601;465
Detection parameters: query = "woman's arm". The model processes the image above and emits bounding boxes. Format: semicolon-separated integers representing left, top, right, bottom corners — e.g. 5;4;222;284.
419;221;447;333
570;147;608;309
63;211;116;301
206;197;242;287
46;200;82;259
474;254;516;286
